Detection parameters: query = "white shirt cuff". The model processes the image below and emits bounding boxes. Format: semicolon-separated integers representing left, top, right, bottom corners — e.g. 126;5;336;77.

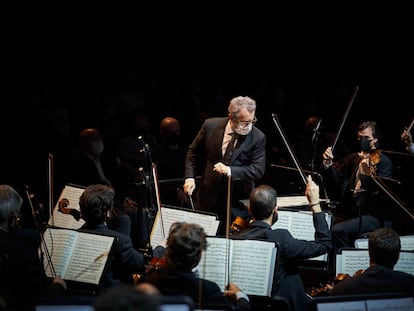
236;291;249;302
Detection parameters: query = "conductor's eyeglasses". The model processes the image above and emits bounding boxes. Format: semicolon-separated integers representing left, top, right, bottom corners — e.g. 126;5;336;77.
234;117;257;127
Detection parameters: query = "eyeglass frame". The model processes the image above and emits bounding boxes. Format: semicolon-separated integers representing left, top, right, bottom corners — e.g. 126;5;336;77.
233;116;257;127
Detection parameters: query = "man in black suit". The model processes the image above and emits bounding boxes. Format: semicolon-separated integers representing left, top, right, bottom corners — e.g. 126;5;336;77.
329;227;414;296
233;176;332;311
78;184;146;290
183;96;266;235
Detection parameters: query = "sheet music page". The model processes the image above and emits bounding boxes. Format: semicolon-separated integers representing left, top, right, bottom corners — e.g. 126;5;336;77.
272;210;330;240
197;237;231;291
65;232;114;285
355;235;414;251
337;250;369;275
316;300;367;311
338;249;414;276
49;185;85;229
366;297;414;311
277;196;308;207
150;207;219;249
395;251;414;276
400;235;414;251
43;228;114;285
42;228;79;278
229;239;276;296
271;210;293;231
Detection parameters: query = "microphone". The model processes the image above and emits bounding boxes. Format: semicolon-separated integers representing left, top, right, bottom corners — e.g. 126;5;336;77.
137;136;149;152
312;119;322;143
313;118;322;135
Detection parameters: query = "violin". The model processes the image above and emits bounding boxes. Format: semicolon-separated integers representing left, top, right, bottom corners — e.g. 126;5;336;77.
310;269;365;297
145;256;167;274
58;198;81;221
230;216;250;234
369;149;382;175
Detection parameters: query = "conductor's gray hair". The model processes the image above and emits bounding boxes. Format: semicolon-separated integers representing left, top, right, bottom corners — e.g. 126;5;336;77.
228;96;256;118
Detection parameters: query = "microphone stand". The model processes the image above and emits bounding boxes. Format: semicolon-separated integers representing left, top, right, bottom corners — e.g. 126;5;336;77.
137;136;157;258
25;185;56;278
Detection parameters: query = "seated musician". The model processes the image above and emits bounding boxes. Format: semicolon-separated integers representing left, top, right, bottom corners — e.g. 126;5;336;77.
328;227;414;296
232;176;332;311
322;121;393;251
142;222;251;311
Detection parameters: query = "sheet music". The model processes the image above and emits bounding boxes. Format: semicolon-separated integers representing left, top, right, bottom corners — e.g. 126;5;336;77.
49;184;85;229
197;237;276;296
150;206;219;249
277;196;309;207
277;196;329;208
336;249;414;276
271;210;331;261
355;235;414;251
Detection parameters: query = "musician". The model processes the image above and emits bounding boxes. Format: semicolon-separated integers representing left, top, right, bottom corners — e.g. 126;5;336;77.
0;184;66;311
401;125;414;154
142;222;251;311
183;96;266;235
322;121;393;250
232;176;332;311
328;227;414;296
78;184;146;289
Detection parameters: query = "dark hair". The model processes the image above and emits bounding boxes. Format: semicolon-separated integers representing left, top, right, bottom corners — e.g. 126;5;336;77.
358;121;382;148
79;184;114;227
368;227;401;269
166;222;207;271
93;284;161;311
249;184;277;220
0;185;22;225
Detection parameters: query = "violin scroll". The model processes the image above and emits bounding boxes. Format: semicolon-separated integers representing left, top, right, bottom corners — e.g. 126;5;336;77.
58;198;81;221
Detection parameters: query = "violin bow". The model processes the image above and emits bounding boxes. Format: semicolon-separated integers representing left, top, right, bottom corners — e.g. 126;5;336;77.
272;113;307;185
331;86;359;153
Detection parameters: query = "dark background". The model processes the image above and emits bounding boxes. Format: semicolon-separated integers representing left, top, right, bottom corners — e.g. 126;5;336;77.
2;8;413;217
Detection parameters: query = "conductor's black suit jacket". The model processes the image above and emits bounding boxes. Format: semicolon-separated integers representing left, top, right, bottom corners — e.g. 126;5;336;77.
184;117;266;216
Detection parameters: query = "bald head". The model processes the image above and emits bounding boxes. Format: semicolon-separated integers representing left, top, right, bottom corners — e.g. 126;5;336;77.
160;117;180;135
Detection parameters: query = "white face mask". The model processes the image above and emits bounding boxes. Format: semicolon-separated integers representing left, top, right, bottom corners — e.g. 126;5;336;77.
91;140;104;155
233;122;253;136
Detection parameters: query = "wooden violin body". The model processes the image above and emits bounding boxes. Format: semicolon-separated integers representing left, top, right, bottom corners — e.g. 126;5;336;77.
310;269;365;297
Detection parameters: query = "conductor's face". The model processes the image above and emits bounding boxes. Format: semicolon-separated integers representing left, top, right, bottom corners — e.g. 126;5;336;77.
231;108;256;136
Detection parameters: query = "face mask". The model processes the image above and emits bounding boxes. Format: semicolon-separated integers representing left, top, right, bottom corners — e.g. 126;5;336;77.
359;137;372;152
91;140;104;155
233;122;253;136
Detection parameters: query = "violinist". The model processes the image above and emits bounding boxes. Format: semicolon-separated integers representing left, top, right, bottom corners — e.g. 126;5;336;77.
328;228;414;296
322;121;393;251
232;177;332;311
